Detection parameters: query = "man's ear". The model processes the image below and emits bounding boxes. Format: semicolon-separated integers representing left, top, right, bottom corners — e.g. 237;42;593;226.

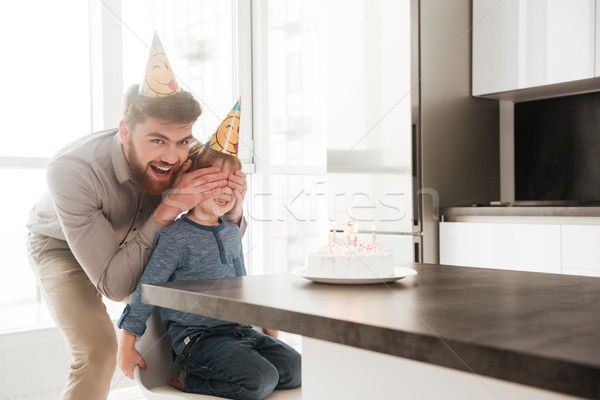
119;120;129;146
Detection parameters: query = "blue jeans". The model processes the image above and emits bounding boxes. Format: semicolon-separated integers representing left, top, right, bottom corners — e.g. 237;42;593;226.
178;325;301;400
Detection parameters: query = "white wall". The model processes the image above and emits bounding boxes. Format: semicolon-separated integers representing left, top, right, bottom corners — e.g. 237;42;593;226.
0;324;134;400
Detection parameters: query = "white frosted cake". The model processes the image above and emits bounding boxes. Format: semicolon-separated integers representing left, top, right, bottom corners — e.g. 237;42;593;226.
307;241;394;278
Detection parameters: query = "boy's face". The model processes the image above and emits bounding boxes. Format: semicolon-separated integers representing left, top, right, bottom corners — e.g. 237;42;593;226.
119;117;194;194
196;162;237;220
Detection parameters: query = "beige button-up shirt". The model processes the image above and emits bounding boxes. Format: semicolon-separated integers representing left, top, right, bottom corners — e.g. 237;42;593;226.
28;129;169;301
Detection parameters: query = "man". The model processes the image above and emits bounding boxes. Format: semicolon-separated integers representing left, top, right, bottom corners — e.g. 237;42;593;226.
26;32;247;399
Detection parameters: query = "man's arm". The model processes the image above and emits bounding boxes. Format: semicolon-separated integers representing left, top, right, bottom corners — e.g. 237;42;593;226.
47;161;226;301
47;161;149;301
153;163;248;230
152;161;229;227
225;169;247;227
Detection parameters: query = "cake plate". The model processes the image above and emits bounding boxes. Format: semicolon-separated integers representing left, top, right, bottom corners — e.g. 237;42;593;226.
292;266;418;285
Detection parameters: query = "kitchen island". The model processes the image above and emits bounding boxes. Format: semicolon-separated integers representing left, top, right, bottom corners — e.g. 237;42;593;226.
142;263;600;399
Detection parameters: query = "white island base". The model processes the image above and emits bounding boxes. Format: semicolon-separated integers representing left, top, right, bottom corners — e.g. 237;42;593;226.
301;337;582;400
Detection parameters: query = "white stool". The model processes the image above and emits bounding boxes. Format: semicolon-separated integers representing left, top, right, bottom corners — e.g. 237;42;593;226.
133;308;301;400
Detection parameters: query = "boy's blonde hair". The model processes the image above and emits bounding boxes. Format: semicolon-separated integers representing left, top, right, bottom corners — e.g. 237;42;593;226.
188;140;242;172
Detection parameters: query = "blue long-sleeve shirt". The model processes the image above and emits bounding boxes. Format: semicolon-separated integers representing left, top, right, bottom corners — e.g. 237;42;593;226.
118;215;246;356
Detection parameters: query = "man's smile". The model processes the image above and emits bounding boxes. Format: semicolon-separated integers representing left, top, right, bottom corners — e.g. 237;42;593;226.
149;164;174;179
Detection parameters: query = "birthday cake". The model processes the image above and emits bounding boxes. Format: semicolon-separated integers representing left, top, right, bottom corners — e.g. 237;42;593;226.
307;241;394;279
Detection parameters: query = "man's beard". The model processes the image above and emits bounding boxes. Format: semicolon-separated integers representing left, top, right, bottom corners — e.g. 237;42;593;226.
127;146;182;195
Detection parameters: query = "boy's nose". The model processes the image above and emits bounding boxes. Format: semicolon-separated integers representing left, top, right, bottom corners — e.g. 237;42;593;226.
221;186;233;195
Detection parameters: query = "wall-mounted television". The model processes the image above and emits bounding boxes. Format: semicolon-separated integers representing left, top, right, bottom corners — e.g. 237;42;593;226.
515;91;600;206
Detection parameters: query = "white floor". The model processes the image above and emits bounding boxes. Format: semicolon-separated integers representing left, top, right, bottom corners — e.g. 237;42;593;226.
108;386;145;400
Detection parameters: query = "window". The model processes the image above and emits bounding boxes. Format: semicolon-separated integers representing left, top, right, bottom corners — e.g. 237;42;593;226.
1;1;92;159
103;0;250;317
93;0;252;161
0;0;248;332
249;0;413;274
0;0;91;332
120;0;251;159
1;0;413;332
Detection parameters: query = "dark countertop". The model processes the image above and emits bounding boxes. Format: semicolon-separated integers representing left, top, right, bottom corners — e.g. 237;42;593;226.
142;263;600;399
442;206;600;218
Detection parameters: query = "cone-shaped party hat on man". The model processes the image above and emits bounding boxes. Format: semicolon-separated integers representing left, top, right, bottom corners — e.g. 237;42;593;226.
205;98;241;158
139;31;180;97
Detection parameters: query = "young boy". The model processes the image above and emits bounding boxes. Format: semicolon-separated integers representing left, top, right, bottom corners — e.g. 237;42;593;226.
116;101;301;400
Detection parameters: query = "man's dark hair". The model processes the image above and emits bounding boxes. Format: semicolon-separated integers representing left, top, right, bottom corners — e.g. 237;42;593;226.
121;84;202;128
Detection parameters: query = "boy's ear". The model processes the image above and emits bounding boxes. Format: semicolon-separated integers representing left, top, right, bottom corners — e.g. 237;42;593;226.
119;120;129;146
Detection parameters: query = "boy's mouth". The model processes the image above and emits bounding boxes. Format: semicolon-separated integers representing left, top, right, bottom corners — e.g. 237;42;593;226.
214;198;231;207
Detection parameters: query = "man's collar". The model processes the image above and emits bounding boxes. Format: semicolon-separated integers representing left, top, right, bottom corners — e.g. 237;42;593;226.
111;131;134;184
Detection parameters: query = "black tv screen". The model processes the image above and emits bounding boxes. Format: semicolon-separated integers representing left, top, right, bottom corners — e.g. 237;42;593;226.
515;91;600;205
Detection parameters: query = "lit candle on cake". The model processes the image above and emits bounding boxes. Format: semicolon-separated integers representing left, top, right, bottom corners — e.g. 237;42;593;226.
331;221;336;244
329;222;336;249
343;220;356;246
372;224;376;244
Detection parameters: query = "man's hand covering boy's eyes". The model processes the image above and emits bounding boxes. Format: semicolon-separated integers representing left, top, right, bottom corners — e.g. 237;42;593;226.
225;169;247;225
153;160;229;227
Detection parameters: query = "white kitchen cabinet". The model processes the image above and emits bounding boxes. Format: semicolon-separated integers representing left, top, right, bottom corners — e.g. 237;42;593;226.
561;225;600;277
473;0;595;96
440;222;562;273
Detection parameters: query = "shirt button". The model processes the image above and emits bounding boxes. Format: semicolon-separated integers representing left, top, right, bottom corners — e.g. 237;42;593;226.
132;228;137;232
217;237;222;241
139;209;143;212
124;241;128;245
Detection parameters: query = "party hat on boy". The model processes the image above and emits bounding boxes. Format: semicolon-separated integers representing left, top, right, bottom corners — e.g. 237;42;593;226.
205;98;241;157
139;31;180;97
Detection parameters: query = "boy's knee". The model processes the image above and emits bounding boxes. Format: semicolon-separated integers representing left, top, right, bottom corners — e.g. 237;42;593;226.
239;363;279;400
278;350;302;389
283;367;302;389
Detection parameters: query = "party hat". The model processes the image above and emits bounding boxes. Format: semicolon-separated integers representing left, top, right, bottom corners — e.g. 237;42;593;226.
205;98;241;157
139;31;180;97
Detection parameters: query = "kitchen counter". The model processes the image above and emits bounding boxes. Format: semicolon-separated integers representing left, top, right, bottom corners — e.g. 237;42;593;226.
442;205;600;218
142;263;600;399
